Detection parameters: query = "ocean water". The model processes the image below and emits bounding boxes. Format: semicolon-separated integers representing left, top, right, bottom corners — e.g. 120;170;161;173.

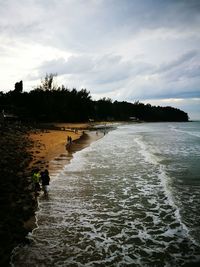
12;122;200;266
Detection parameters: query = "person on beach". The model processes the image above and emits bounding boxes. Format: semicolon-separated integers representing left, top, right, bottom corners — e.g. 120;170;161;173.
32;169;41;194
66;136;70;149
65;136;72;150
40;169;50;196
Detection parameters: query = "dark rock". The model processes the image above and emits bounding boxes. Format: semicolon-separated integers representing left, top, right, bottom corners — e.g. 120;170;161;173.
0;124;37;266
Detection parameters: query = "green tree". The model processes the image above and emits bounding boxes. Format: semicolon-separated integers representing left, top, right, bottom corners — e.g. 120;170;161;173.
38;73;58;91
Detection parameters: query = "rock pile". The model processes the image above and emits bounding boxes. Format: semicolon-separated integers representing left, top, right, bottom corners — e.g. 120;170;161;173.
0;123;37;266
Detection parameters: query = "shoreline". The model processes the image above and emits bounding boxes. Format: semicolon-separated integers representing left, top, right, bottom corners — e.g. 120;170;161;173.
23;124;105;232
0;121;117;266
27;121;118;173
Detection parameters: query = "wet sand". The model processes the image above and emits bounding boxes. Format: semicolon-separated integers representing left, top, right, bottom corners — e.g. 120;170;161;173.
27;123;103;171
0;122;115;266
28;129;82;169
24;124;104;230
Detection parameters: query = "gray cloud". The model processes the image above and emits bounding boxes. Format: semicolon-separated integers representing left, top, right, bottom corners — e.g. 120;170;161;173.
36;48;200;103
37;53;154;89
1;0;200;118
157;50;198;73
1;0;200;51
38;56;94;76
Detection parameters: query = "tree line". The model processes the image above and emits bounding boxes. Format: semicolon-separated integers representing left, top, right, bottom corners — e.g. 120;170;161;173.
0;75;189;122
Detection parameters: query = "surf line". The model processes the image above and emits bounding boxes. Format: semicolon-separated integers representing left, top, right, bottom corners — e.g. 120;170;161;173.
134;135;199;246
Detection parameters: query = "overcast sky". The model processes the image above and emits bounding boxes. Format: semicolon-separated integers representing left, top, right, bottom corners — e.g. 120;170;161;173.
0;0;200;119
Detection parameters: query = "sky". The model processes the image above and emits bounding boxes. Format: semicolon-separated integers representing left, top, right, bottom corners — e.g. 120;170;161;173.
0;0;200;119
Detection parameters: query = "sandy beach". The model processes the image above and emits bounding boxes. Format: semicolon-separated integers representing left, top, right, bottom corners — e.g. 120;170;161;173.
27;122;107;173
23;123;104;230
0;121;112;266
28;128;84;170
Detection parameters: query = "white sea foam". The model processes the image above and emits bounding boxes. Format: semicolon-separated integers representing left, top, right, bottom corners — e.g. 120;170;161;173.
11;123;200;266
170;125;200;138
134;135;199;247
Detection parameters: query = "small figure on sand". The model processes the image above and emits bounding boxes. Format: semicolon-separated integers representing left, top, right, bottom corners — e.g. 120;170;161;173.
69;136;72;144
32;169;41;194
65;135;72;150
40;169;50;196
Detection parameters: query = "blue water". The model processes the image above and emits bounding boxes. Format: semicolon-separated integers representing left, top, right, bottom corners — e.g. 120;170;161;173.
12;122;200;266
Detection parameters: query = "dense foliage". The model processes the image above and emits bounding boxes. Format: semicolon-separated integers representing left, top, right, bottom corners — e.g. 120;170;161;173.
0;77;188;122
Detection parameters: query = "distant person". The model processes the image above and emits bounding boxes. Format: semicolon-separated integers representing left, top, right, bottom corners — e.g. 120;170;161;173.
67;136;72;144
32;169;41;194
40;169;50;196
66;135;72;149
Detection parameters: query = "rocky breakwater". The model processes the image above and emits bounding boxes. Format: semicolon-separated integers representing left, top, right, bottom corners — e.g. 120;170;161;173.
0;123;37;266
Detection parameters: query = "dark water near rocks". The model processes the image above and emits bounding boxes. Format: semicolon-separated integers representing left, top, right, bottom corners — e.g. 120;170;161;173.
12;122;200;266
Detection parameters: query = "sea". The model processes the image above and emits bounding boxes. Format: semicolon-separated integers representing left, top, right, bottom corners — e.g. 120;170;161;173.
11;122;200;267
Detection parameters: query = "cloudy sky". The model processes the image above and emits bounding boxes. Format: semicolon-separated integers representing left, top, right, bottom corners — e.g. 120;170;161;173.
0;0;200;119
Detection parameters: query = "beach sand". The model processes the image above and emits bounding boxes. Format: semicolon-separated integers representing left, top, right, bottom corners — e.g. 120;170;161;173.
24;123;103;230
28;123;104;171
28;129;82;169
0;122;113;266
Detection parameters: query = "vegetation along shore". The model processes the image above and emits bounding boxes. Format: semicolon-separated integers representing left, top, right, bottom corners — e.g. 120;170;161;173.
0;74;188;123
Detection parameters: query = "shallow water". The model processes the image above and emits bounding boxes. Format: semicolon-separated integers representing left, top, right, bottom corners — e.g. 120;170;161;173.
12;122;200;266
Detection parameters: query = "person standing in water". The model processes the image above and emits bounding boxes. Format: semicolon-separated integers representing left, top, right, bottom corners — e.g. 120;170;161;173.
32;169;41;194
40;169;50;196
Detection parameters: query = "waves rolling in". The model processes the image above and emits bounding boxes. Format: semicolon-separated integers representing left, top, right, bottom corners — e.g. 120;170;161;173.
12;122;200;266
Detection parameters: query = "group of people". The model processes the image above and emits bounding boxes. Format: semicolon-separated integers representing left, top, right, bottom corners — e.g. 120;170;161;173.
32;169;50;196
